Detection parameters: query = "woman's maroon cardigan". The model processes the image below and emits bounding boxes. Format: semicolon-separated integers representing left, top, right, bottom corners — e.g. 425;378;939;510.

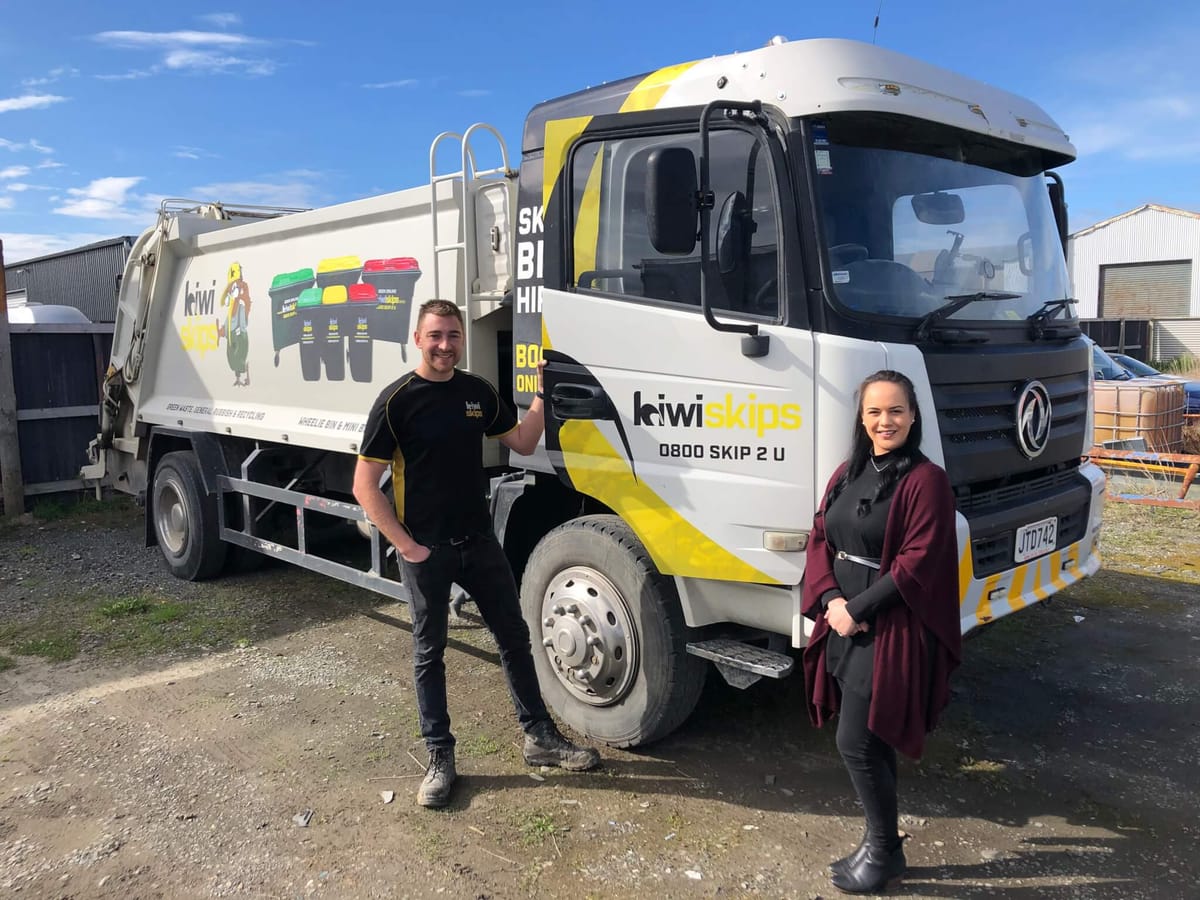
801;459;963;760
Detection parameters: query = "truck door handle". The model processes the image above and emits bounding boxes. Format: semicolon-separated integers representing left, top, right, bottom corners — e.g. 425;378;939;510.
549;383;612;420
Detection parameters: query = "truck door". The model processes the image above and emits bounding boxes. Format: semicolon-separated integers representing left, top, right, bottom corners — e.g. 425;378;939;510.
540;115;816;587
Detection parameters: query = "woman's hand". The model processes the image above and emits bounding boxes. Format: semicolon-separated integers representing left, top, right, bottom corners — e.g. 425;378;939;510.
825;598;870;637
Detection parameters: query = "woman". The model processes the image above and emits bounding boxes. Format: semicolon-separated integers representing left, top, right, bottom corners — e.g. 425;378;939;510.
802;370;961;895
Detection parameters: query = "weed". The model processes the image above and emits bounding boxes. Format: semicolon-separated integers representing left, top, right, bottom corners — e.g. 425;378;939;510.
0;654;15;672
459;733;501;758
99;596;155;618
519;812;558;846
365;747;391;763
17;635;79;662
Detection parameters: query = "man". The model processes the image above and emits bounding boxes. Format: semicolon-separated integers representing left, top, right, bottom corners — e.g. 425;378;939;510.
353;299;600;809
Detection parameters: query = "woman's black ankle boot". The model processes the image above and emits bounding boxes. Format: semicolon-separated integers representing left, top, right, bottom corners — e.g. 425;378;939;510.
830;833;869;878
830;841;906;895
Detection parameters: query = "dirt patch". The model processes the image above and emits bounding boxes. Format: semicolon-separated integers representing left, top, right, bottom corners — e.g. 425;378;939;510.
1;497;1198;898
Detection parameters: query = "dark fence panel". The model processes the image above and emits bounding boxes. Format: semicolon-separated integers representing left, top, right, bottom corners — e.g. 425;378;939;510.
9;324;113;495
1080;319;1151;360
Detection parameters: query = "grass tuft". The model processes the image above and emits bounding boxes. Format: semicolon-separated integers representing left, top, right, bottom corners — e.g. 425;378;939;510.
0;654;15;672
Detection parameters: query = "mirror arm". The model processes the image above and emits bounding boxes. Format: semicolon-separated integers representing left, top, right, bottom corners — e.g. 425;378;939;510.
697;99;769;358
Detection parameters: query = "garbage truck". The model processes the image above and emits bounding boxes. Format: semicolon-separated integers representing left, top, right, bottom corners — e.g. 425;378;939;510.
84;36;1103;747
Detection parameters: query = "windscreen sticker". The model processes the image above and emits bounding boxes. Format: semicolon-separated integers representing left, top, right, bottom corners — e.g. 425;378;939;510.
832;270;850;284
814;148;833;175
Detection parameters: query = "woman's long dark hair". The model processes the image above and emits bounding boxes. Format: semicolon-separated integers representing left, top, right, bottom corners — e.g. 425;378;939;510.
826;370;926;517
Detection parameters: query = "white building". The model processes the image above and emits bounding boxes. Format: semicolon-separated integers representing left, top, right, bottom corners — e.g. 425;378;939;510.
1068;204;1200;360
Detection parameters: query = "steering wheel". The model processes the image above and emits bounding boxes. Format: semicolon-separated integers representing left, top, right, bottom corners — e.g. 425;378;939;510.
829;243;869;268
752;278;778;312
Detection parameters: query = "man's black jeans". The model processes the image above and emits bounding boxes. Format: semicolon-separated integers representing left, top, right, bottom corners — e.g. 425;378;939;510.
401;531;549;751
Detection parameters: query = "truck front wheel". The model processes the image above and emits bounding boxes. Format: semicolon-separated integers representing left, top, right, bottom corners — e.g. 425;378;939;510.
520;515;706;748
151;451;227;581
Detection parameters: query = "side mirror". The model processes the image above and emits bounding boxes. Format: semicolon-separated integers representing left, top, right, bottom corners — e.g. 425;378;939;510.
1046;174;1069;248
1017;232;1034;276
911;191;965;225
646;146;698;254
716;190;749;274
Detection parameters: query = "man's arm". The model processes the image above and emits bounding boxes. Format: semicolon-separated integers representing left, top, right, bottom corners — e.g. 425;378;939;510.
352;458;429;563
497;359;547;457
498;395;545;457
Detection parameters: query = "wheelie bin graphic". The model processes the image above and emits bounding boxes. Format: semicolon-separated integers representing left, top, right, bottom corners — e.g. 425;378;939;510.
360;258;421;367
296;287;324;381
269;268;315;367
347;283;378;383
319;284;348;381
313;257;362;383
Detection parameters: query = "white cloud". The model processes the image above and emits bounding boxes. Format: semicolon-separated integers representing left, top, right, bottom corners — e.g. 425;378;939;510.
94;29;278;77
188;179;319;209
0;197;13;210
0;232;113;263
5;183;34;192
200;13;242;29
94;69;155;81
173;145;217;160
458;89;492;98
95;30;259;48
38;160;65;169
54;176;144;219
1;166;31;179
164;49;276;76
21;67;80;87
363;79;418;89
1056;28;1200;164
0;94;67;114
1;138;55;154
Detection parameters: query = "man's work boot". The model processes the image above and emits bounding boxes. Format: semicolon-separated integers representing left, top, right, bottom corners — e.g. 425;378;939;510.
416;747;456;808
523;720;601;771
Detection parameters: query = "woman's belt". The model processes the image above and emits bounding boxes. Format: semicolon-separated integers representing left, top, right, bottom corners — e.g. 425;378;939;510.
836;550;881;570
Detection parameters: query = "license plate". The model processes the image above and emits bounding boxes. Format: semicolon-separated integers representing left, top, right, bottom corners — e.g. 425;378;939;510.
1014;516;1058;563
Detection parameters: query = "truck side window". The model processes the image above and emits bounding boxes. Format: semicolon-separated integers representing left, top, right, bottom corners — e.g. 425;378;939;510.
570;128;781;320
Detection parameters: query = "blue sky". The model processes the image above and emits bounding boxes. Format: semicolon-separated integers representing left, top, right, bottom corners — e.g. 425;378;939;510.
2;1;1197;264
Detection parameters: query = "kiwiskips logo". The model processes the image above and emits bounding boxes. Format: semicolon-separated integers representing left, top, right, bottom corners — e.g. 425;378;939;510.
633;390;801;437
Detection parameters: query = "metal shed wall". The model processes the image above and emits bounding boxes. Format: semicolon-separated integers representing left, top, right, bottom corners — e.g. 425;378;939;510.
1151;318;1200;362
3;237;134;323
1068;207;1200;318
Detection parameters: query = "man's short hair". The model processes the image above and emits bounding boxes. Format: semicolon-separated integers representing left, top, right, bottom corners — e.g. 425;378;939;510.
417;299;463;328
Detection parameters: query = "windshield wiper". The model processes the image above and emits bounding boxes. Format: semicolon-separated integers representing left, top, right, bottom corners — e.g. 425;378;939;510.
1027;297;1080;341
914;291;1020;343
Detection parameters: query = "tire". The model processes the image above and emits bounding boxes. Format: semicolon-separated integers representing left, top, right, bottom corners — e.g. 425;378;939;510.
521;515;706;748
151;451;227;581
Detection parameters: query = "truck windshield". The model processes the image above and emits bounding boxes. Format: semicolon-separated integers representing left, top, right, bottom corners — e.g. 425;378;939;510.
807;114;1073;327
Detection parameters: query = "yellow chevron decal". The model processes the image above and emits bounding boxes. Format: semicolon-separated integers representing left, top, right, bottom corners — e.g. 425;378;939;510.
558;418;774;583
975;571;1003;625
543;115;592;212
1007;561;1028;611
619;61;699;112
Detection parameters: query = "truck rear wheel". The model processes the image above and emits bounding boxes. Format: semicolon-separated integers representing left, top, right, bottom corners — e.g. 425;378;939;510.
152;451;227;581
521;515;706;748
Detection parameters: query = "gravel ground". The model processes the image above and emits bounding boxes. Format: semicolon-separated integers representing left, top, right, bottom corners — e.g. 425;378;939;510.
0;497;1198;899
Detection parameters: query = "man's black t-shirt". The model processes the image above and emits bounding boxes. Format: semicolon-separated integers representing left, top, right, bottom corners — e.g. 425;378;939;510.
359;370;517;544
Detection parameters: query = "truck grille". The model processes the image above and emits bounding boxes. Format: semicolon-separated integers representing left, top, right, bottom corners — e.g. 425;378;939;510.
924;342;1093;579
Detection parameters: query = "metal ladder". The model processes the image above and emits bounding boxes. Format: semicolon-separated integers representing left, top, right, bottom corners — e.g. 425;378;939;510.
428;123;515;319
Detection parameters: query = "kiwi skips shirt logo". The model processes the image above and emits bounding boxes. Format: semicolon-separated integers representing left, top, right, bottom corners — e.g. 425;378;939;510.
632;390;801;438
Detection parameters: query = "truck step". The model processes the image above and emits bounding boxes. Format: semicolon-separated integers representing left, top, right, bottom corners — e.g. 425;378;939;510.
686;639;794;689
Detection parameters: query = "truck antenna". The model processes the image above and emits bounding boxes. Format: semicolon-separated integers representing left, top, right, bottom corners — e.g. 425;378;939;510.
872;0;885;44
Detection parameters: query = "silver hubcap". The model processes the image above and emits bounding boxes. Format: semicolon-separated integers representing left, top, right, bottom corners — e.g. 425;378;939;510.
155;478;188;556
538;566;638;706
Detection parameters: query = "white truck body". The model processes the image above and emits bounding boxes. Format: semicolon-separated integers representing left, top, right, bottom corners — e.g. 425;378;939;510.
86;38;1104;746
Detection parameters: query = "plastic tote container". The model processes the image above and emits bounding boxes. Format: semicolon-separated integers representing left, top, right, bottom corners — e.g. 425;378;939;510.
269;268;315;363
320;285;349;381
1093;380;1185;452
347;283;378;383
315;255;363;289
361;258;421;352
296;287;324;381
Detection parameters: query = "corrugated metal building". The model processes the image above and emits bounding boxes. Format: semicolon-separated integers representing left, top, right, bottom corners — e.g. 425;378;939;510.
4;236;135;323
1068;205;1199;320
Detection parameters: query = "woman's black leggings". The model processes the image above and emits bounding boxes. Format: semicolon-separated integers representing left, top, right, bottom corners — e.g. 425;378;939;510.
835;684;900;850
